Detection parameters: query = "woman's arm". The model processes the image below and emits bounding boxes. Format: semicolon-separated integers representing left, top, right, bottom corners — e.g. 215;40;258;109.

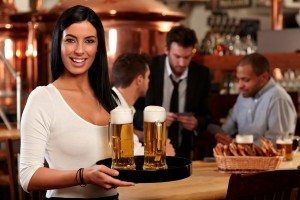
28;165;133;191
20;87;134;192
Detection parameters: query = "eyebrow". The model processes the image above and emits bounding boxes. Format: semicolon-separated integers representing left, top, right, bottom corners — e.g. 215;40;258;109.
174;53;192;59
64;34;97;39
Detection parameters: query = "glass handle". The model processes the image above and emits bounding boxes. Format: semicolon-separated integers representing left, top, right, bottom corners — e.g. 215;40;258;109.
293;136;300;152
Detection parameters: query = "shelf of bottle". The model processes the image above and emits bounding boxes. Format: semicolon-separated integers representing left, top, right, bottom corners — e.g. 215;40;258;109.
193;52;300;83
193;52;300;70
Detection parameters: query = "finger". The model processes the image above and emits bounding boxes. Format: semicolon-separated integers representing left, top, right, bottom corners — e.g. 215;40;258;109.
108;178;135;187
97;165;119;177
168;112;178;120
95;172;134;188
167;138;171;144
167;112;175;118
177;115;185;121
177;118;187;124
166;119;172;127
167;116;177;122
178;116;194;125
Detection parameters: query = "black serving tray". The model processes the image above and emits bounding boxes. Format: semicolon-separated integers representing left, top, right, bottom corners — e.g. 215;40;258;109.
96;156;192;183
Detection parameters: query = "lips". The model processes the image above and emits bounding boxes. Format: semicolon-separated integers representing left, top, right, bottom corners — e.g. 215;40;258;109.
70;57;87;67
71;57;86;63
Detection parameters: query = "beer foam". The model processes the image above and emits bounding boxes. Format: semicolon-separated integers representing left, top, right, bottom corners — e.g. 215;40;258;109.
110;106;133;124
276;138;293;144
235;134;253;144
144;106;166;122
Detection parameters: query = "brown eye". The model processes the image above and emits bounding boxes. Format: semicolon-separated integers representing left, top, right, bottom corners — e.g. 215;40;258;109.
65;38;76;43
85;39;96;44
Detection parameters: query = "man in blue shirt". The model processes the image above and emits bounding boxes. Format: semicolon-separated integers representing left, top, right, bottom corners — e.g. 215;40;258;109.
216;53;297;144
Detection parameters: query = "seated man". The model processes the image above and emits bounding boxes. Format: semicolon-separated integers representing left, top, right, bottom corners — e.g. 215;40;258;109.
111;53;175;156
215;53;297;144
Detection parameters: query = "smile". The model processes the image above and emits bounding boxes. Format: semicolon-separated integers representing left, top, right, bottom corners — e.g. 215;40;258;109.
70;58;87;63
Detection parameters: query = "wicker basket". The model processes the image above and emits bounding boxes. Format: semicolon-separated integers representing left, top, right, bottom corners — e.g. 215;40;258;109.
214;155;283;173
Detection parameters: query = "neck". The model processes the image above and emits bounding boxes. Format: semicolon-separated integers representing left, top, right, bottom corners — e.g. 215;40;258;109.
116;86;138;107
173;72;182;79
55;74;91;93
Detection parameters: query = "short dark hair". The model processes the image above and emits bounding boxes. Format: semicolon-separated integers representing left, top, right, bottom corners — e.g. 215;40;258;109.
112;53;150;88
51;5;116;111
166;25;198;49
238;53;270;75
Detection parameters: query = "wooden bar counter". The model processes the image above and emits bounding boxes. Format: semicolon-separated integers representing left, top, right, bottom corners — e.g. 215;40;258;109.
1;128;299;200
118;154;300;200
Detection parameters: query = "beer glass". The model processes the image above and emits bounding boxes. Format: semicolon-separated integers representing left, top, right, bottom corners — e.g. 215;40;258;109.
235;134;253;145
143;106;167;170
110;106;135;170
276;134;300;161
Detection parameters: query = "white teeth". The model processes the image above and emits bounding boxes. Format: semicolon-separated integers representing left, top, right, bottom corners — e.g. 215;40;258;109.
72;58;85;63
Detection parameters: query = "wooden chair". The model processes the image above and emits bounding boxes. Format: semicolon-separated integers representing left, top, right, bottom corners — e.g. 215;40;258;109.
1;137;45;200
226;169;300;200
0;138;21;200
0;130;34;200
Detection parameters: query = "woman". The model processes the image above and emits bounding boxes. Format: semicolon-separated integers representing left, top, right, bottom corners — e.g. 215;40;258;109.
19;5;134;199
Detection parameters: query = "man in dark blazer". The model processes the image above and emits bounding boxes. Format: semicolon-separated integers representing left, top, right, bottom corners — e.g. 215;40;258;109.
136;25;211;159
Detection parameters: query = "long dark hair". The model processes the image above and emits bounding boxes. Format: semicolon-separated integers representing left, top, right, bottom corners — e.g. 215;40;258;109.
51;5;117;111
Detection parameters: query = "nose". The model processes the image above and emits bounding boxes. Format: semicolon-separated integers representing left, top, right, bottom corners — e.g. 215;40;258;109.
238;80;244;89
75;42;84;55
179;58;188;67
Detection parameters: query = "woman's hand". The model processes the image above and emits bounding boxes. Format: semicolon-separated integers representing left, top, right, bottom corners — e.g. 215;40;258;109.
84;165;134;190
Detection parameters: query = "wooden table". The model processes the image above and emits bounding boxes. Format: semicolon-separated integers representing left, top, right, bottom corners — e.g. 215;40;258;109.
118;153;300;200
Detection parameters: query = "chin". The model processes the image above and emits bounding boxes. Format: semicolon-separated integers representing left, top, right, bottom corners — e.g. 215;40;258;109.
241;93;250;98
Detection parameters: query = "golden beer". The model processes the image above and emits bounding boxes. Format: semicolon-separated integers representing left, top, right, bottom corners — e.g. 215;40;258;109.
276;138;293;161
143;106;167;170
110;107;135;170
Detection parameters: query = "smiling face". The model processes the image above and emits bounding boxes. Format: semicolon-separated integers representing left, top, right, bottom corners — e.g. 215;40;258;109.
166;42;194;77
61;20;98;77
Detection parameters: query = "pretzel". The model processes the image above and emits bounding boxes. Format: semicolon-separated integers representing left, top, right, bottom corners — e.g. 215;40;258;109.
244;144;256;156
261;137;273;150
260;137;279;156
213;137;282;157
268;146;279;156
214;143;224;156
261;145;270;156
237;144;247;156
229;143;239;156
223;145;231;156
